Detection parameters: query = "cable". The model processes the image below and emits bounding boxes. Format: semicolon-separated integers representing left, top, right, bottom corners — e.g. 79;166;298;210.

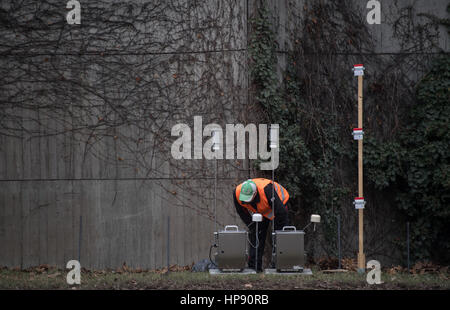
245;222;259;249
209;244;218;268
1;48;248;57
244;221;260;272
0;176;236;182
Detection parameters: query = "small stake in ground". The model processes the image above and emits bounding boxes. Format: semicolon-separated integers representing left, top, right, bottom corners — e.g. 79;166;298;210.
353;64;366;273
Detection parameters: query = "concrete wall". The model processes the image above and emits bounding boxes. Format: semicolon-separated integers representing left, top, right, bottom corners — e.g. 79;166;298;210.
0;0;448;269
0;0;249;269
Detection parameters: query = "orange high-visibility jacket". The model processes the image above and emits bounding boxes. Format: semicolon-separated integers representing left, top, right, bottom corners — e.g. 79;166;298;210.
235;178;289;220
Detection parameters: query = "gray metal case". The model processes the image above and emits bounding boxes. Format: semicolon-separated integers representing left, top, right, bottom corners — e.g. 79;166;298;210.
274;226;305;271
214;225;248;271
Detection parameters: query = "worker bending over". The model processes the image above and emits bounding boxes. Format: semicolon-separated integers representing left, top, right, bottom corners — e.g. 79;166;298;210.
233;178;290;271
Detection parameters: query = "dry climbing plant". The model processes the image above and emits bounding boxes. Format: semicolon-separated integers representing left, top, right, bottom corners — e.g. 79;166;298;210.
0;0;249;223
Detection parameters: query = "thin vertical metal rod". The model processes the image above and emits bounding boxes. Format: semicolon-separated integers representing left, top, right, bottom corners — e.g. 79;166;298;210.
272;167;275;229
214;158;218;237
271;160;275;266
255;221;259;273
407;222;410;273
167;215;170;272
78;215;82;263
337;214;341;269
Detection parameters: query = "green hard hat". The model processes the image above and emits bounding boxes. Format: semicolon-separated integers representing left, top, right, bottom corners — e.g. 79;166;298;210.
239;180;257;202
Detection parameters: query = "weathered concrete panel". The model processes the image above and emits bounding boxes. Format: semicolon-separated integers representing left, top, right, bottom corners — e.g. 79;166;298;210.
0;0;447;269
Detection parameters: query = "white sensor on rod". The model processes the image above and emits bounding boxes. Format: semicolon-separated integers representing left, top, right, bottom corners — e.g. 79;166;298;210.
269;124;279;149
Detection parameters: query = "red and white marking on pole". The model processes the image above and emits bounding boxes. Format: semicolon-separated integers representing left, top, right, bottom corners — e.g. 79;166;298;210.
354;197;366;209
353;64;365;76
352;128;364;140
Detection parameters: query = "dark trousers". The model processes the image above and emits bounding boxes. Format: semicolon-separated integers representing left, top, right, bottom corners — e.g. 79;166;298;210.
241;206;289;271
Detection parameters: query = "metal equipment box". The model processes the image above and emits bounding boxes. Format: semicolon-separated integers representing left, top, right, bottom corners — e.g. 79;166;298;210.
214;225;248;271
273;226;305;272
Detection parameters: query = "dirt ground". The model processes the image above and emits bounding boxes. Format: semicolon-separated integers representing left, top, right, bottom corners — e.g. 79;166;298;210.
0;265;449;290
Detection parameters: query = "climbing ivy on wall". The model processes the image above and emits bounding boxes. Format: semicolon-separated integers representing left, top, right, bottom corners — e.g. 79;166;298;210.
365;56;450;262
249;2;449;263
248;5;351;257
401;56;450;262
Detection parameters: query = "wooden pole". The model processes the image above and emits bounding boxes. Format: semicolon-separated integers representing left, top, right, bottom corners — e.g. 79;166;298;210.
357;74;365;271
